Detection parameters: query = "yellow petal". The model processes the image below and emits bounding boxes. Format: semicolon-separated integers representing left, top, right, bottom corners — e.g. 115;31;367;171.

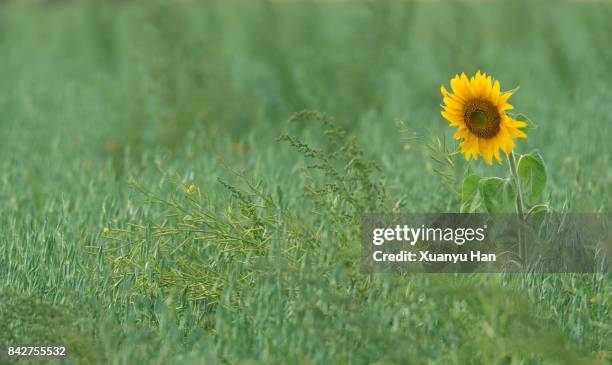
468;73;479;97
503;138;515;154
453;127;467;140
441;85;449;96
479;139;494;165
493;145;502;163
460;73;473;99
474;71;487;98
511;128;527;138
460;144;473;161
505;124;527;139
484;75;493;99
443;104;463;115
441;111;463;126
442;106;463;118
443;95;462;109
491;80;501;104
450;75;468;100
498;126;518;153
506;119;528;128
499;91;513;104
461;134;479;160
482;149;494;165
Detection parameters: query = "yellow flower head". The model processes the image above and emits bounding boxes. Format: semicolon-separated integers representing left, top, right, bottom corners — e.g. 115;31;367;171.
185;183;196;194
440;71;528;164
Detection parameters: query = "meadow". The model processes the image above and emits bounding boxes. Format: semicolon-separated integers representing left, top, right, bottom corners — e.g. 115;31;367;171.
0;0;610;364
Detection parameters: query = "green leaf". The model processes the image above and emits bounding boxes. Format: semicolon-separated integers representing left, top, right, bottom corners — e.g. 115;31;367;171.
526;204;551;228
461;174;481;213
479;177;516;213
527;204;550;218
518;151;547;205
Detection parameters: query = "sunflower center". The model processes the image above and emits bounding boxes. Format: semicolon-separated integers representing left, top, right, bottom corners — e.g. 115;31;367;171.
464;99;501;139
470;110;487;126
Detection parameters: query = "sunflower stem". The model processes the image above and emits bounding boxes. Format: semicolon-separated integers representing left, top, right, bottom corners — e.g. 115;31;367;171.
507;151;526;261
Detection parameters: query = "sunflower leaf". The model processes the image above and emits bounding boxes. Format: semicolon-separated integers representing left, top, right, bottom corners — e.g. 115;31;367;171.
479;177;516;213
461;174;482;213
518;151;547;205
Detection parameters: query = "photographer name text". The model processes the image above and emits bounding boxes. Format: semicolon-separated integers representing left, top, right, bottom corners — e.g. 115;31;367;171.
372;250;496;263
371;224;496;263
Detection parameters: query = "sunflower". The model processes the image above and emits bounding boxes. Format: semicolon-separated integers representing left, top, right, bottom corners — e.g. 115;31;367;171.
440;71;528;165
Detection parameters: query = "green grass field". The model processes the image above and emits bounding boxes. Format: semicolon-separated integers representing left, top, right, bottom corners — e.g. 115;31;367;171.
0;0;610;364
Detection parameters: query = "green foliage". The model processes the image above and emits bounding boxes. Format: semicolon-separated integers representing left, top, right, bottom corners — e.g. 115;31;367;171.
461;174;482;213
279;110;386;219
479;177;517;214
425;135;464;200
518;151;548;206
459;174;518;215
456;140;548;216
0;291;101;364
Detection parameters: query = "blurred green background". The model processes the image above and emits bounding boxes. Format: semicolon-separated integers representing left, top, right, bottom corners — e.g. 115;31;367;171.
0;0;610;364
